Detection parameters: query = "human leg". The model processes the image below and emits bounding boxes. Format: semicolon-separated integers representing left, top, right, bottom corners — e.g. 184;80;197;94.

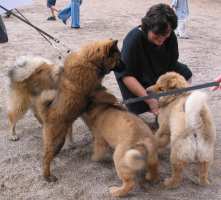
58;4;71;24
47;0;57;20
71;0;80;28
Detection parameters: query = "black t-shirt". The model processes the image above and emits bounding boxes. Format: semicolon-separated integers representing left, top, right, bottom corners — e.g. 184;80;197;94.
116;26;179;87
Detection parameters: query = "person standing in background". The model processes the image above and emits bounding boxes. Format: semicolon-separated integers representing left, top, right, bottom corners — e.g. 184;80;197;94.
47;0;59;21
171;0;189;39
0;15;8;43
58;0;82;28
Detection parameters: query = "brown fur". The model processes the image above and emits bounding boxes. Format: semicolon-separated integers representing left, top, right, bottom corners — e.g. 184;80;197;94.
35;39;121;182
7;59;62;141
82;88;159;197
147;72;216;188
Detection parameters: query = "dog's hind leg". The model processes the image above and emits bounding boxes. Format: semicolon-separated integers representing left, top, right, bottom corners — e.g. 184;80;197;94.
109;145;135;197
42;124;67;182
198;161;210;185
143;138;159;182
65;125;73;147
7;93;30;141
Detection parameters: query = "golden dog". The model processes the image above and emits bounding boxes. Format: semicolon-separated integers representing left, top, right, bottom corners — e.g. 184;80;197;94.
147;72;216;188
7;56;62;141
82;87;159;197
7;39;121;182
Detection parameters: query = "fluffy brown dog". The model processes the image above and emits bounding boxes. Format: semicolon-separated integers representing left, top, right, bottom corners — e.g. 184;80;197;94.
35;39;121;182
82;87;159;197
7;56;62;141
147;72;216;188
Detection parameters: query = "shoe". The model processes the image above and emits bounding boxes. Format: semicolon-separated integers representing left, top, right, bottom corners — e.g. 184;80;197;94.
47;16;56;21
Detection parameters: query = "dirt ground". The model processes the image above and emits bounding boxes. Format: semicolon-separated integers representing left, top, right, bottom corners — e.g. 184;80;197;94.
1;0;221;199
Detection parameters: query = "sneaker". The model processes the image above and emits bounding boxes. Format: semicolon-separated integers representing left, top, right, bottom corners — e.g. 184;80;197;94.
47;16;56;21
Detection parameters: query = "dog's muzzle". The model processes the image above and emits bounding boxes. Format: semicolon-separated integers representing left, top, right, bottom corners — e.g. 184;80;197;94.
113;59;126;73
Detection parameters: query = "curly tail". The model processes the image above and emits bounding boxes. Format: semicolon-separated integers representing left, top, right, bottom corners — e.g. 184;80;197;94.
8;56;52;82
185;91;208;129
123;149;146;171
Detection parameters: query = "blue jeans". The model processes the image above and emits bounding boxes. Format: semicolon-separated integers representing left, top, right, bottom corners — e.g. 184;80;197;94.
58;0;81;27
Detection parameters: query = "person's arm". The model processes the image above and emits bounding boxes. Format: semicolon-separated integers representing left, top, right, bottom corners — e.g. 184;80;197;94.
211;74;221;91
122;76;158;115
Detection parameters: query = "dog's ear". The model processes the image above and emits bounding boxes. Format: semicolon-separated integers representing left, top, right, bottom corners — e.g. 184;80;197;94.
108;39;118;54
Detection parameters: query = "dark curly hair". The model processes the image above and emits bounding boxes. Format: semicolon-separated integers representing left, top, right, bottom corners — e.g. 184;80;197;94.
141;3;177;35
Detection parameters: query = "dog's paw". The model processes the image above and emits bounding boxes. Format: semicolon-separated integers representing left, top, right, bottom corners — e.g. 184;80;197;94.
44;175;58;182
9;135;19;141
163;177;180;189
109;186;125;197
91;154;101;161
199;178;211;186
145;173;160;183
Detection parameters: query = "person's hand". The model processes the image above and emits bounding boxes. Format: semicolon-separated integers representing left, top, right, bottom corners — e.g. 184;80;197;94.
145;98;159;115
211;74;221;91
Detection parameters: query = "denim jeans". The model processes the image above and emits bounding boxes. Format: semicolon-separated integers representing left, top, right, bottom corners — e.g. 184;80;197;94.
58;0;81;27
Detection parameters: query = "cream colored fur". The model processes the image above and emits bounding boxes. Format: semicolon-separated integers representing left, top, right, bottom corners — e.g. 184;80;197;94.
147;72;216;188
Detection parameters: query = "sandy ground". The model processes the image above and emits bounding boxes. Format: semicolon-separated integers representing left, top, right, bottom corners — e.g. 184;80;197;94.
1;0;221;199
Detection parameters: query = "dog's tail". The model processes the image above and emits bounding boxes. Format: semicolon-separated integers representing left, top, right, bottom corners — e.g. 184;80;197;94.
123;138;156;171
123;149;146;171
185;91;208;129
8;56;53;82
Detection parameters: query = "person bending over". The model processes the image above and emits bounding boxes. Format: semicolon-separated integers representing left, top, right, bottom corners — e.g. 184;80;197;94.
115;3;192;115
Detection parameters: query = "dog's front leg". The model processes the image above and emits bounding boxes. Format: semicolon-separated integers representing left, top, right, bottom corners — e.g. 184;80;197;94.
164;159;186;189
155;122;170;151
91;136;108;161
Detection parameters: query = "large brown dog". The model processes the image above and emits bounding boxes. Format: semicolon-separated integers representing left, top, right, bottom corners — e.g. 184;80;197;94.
36;39;121;182
147;72;216;188
82;87;159;197
7;56;62;141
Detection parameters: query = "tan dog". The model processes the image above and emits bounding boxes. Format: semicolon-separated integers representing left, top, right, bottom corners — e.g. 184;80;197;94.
7;56;62;141
34;39;121;182
82;87;159;197
147;72;216;188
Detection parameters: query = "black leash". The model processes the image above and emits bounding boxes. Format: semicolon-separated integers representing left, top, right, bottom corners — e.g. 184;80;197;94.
122;81;220;105
0;5;71;58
